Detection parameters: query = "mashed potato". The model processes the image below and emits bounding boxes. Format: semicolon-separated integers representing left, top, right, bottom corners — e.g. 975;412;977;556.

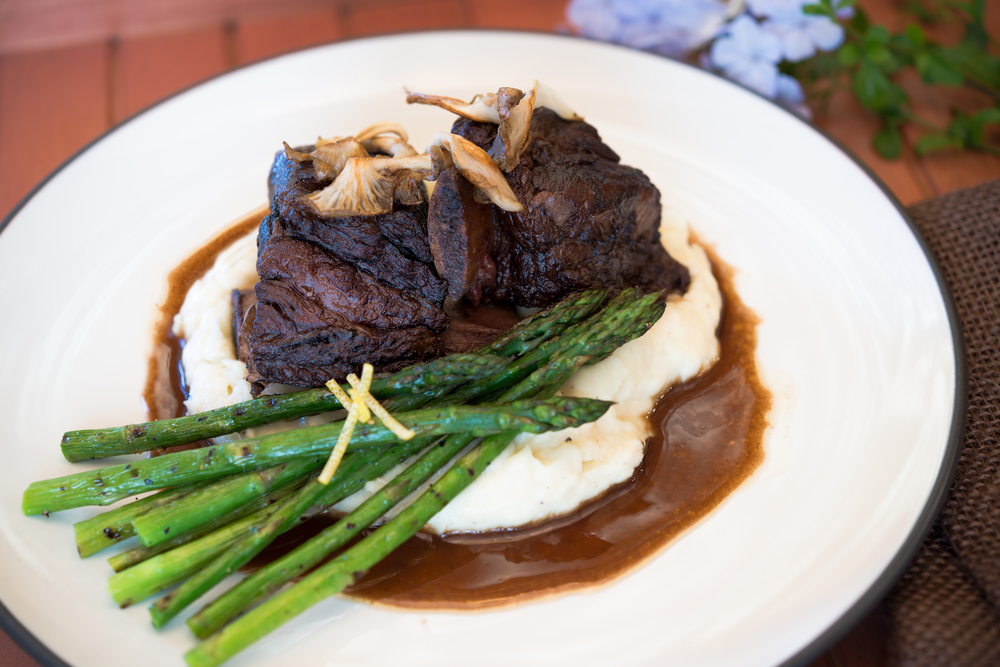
172;214;722;532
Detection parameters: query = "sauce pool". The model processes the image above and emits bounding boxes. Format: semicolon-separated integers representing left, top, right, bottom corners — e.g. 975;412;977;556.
145;211;771;610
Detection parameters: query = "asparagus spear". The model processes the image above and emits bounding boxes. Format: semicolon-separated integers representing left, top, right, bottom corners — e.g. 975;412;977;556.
131;459;318;548
60;352;508;462
183;427;530;667
446;288;653;404
184;293;665;664
478;288;607;357
108;449;373;607
147;434;437;627
73;481;210;558
187;430;475;637
155;291;644;626
66;289;607;463
108;486;298;573
133;291;611;552
109;506;278;608
23;399;601;515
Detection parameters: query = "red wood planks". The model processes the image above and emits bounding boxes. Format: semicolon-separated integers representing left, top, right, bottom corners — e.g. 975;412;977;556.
465;0;567;31
0;43;110;220
235;8;344;65
346;0;468;36
113;26;230;122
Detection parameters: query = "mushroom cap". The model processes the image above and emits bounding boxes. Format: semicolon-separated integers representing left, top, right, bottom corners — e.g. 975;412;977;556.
305;133;523;218
405;81;582;173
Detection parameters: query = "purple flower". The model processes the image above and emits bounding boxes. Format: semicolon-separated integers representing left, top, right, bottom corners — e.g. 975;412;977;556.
566;0;730;57
709;14;783;97
747;0;848;62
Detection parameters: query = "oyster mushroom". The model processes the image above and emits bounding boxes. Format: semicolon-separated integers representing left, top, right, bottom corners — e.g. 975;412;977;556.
283;138;369;181
306;132;523;218
406;81;583;171
287;123;419;183
354;122;418;158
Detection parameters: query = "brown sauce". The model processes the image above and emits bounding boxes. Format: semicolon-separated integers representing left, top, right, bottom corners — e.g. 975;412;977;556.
143;205;268;422
145;212;770;610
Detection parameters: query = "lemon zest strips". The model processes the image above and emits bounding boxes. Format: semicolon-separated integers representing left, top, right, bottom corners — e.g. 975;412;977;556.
318;364;413;485
345;369;373;424
324;380;353;412
348;372;416;442
318;366;372;485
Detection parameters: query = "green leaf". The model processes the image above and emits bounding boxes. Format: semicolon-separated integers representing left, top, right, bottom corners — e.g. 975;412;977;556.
853;59;906;111
902;1;938;22
916;50;965;86
802;4;830;17
967;108;1000;146
948;114;972;144
873;125;902;159
940;38;1000;89
915;134;962;155
851;8;870;33
838;43;860;67
968;0;985;23
904;23;926;49
866;25;890;45
865;44;896;69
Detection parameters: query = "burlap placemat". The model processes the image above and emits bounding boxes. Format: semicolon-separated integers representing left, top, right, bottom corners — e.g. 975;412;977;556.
881;179;1000;666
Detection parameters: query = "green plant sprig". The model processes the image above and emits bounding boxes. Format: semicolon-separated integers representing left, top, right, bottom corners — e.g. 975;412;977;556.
800;0;1000;158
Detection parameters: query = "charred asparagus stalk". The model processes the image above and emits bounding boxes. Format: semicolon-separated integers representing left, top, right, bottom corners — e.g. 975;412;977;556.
152;291;644;626
60;352;509;462
477;288;607;357
131;459;318;548
108;448;375;606
183;295;664;662
186;429;477;638
147;434;436;626
108;486;298;573
24;398;612;515
73;481;210;558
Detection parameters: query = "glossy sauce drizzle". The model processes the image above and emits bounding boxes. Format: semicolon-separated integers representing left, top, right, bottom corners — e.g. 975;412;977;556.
146;214;770;610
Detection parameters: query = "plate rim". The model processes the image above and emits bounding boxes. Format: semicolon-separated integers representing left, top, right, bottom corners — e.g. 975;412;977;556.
0;27;969;667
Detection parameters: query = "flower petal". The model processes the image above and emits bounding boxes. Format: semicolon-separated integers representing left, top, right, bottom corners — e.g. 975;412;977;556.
806;16;845;51
710;35;747;69
755;27;784;62
726;14;762;50
781;27;816;61
776;73;804;103
734;60;779;97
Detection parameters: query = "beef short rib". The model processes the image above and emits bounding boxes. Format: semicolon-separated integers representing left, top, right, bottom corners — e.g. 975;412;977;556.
243;110;692;392
245;149;451;394
430;108;689;306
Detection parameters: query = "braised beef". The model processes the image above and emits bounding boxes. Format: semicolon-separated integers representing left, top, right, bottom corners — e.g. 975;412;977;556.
232;288;256;363
432;108;689;306
426;168;497;304
245;149;450;393
245;111;691;391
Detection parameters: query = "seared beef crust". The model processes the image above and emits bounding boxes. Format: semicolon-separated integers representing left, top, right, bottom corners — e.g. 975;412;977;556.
245;111;691;391
445;108;689;306
245;150;449;392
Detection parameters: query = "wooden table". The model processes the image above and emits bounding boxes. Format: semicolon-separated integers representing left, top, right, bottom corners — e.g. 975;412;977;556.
1;1;997;665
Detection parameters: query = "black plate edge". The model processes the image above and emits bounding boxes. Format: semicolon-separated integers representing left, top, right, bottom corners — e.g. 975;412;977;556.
0;27;969;667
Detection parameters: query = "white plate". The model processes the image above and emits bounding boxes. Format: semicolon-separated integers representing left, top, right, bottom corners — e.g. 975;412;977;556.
0;31;963;667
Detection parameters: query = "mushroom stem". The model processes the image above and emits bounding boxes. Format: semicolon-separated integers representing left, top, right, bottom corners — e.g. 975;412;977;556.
405;81;582;172
305;133;523;218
